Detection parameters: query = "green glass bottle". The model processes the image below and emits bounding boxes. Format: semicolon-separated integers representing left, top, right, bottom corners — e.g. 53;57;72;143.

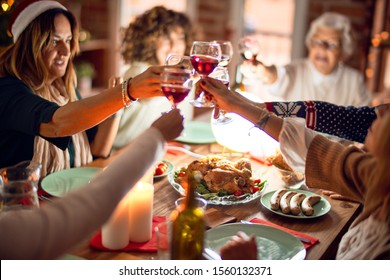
170;172;206;260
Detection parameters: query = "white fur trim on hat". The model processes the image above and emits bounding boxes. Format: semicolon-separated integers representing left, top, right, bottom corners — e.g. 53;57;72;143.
11;1;67;42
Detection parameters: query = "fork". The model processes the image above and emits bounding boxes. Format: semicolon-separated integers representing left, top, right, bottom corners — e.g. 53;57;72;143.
240;220;312;244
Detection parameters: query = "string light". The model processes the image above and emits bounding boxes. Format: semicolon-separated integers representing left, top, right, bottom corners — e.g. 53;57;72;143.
1;0;13;12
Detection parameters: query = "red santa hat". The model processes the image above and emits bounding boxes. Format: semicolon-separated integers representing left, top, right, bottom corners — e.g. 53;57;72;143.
8;0;67;43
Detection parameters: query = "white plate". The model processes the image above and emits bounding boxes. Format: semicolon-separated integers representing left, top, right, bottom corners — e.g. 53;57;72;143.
205;223;306;260
261;189;331;219
41;167;100;197
168;170;267;205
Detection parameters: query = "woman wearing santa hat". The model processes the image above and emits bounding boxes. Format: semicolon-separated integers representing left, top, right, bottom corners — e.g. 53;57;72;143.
0;0;171;176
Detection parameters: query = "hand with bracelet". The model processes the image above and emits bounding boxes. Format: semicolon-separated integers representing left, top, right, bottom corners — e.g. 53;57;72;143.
199;77;282;141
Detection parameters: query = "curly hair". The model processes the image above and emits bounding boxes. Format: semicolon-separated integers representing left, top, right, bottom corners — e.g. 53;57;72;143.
121;6;194;65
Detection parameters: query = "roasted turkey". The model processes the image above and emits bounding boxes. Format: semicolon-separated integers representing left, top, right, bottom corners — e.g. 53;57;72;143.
185;155;254;194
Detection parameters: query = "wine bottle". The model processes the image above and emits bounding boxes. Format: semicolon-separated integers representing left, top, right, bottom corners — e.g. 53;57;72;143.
170;171;206;260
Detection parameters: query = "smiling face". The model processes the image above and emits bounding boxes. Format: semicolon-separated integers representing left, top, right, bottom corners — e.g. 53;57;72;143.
156;27;186;65
42;14;72;82
308;27;343;75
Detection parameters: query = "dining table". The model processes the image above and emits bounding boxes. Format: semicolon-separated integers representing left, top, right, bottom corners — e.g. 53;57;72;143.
62;127;362;260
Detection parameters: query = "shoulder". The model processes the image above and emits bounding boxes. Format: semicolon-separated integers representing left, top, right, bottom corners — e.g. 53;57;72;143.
0;76;30;90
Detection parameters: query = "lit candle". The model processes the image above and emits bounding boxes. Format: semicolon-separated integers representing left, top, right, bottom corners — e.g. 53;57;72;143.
101;191;131;249
128;181;154;242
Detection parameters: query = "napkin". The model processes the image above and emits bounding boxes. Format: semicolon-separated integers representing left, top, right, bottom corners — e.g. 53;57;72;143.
90;216;165;252
249;217;319;249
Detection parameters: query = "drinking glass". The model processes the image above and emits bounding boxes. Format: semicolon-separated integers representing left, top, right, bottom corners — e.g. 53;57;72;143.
238;36;260;63
155;221;171;260
211;40;234;124
166;54;194;73
209;67;233;124
0;160;41;212
189;41;221;108
161;67;193;109
213;40;233;67
174;197;207;211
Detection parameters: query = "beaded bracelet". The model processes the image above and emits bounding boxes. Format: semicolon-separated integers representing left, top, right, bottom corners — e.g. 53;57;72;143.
121;79;132;108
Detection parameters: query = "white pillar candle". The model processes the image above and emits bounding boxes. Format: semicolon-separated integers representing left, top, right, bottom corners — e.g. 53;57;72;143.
101;191;131;249
128;182;154;243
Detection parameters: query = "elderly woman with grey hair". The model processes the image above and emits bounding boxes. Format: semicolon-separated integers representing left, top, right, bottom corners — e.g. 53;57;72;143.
240;12;371;106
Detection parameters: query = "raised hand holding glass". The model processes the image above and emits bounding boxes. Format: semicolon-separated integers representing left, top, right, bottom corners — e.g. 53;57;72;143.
189;41;221;108
161;67;193;109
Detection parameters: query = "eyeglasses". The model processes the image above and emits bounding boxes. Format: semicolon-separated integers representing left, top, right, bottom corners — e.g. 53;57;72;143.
310;39;341;51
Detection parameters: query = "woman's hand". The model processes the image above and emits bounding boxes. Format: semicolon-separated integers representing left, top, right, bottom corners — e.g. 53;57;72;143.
128;66;165;99
199;77;238;111
151;108;184;141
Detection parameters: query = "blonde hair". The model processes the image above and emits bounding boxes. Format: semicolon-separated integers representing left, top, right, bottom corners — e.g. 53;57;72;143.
0;8;79;102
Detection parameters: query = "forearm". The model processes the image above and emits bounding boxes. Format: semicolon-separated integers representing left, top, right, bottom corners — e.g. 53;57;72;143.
39;86;124;137
264;101;376;143
228;95;283;141
0;127;165;259
90;113;122;158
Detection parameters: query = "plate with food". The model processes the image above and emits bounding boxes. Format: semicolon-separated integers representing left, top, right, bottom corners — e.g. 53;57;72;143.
168;155;267;205
261;189;331;219
41;167;101;197
153;160;174;180
205;223;306;260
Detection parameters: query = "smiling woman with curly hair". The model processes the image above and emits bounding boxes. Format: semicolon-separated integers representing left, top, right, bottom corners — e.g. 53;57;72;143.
113;6;196;150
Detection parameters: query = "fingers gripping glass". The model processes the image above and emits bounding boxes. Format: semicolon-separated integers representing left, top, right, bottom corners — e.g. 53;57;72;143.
189;41;221;108
211;40;234;124
209;67;232;125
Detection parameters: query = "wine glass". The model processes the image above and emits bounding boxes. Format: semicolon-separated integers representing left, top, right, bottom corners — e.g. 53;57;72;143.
238;36;260;63
189;41;221;108
209;67;233;124
166;54;194;72
213;40;233;67
211;40;234;124
161;67;193;109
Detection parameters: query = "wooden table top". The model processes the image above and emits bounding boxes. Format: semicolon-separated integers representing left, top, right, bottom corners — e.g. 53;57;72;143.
69;141;361;260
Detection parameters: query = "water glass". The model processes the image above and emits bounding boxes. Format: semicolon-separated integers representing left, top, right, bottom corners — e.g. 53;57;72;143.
155;221;171;260
0;161;42;212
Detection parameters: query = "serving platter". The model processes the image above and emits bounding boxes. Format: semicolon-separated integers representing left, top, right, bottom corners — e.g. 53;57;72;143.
168;170;267;205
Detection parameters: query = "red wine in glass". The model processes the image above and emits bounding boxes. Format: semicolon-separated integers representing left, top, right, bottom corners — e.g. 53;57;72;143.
161;68;192;109
162;85;191;107
190;55;219;76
